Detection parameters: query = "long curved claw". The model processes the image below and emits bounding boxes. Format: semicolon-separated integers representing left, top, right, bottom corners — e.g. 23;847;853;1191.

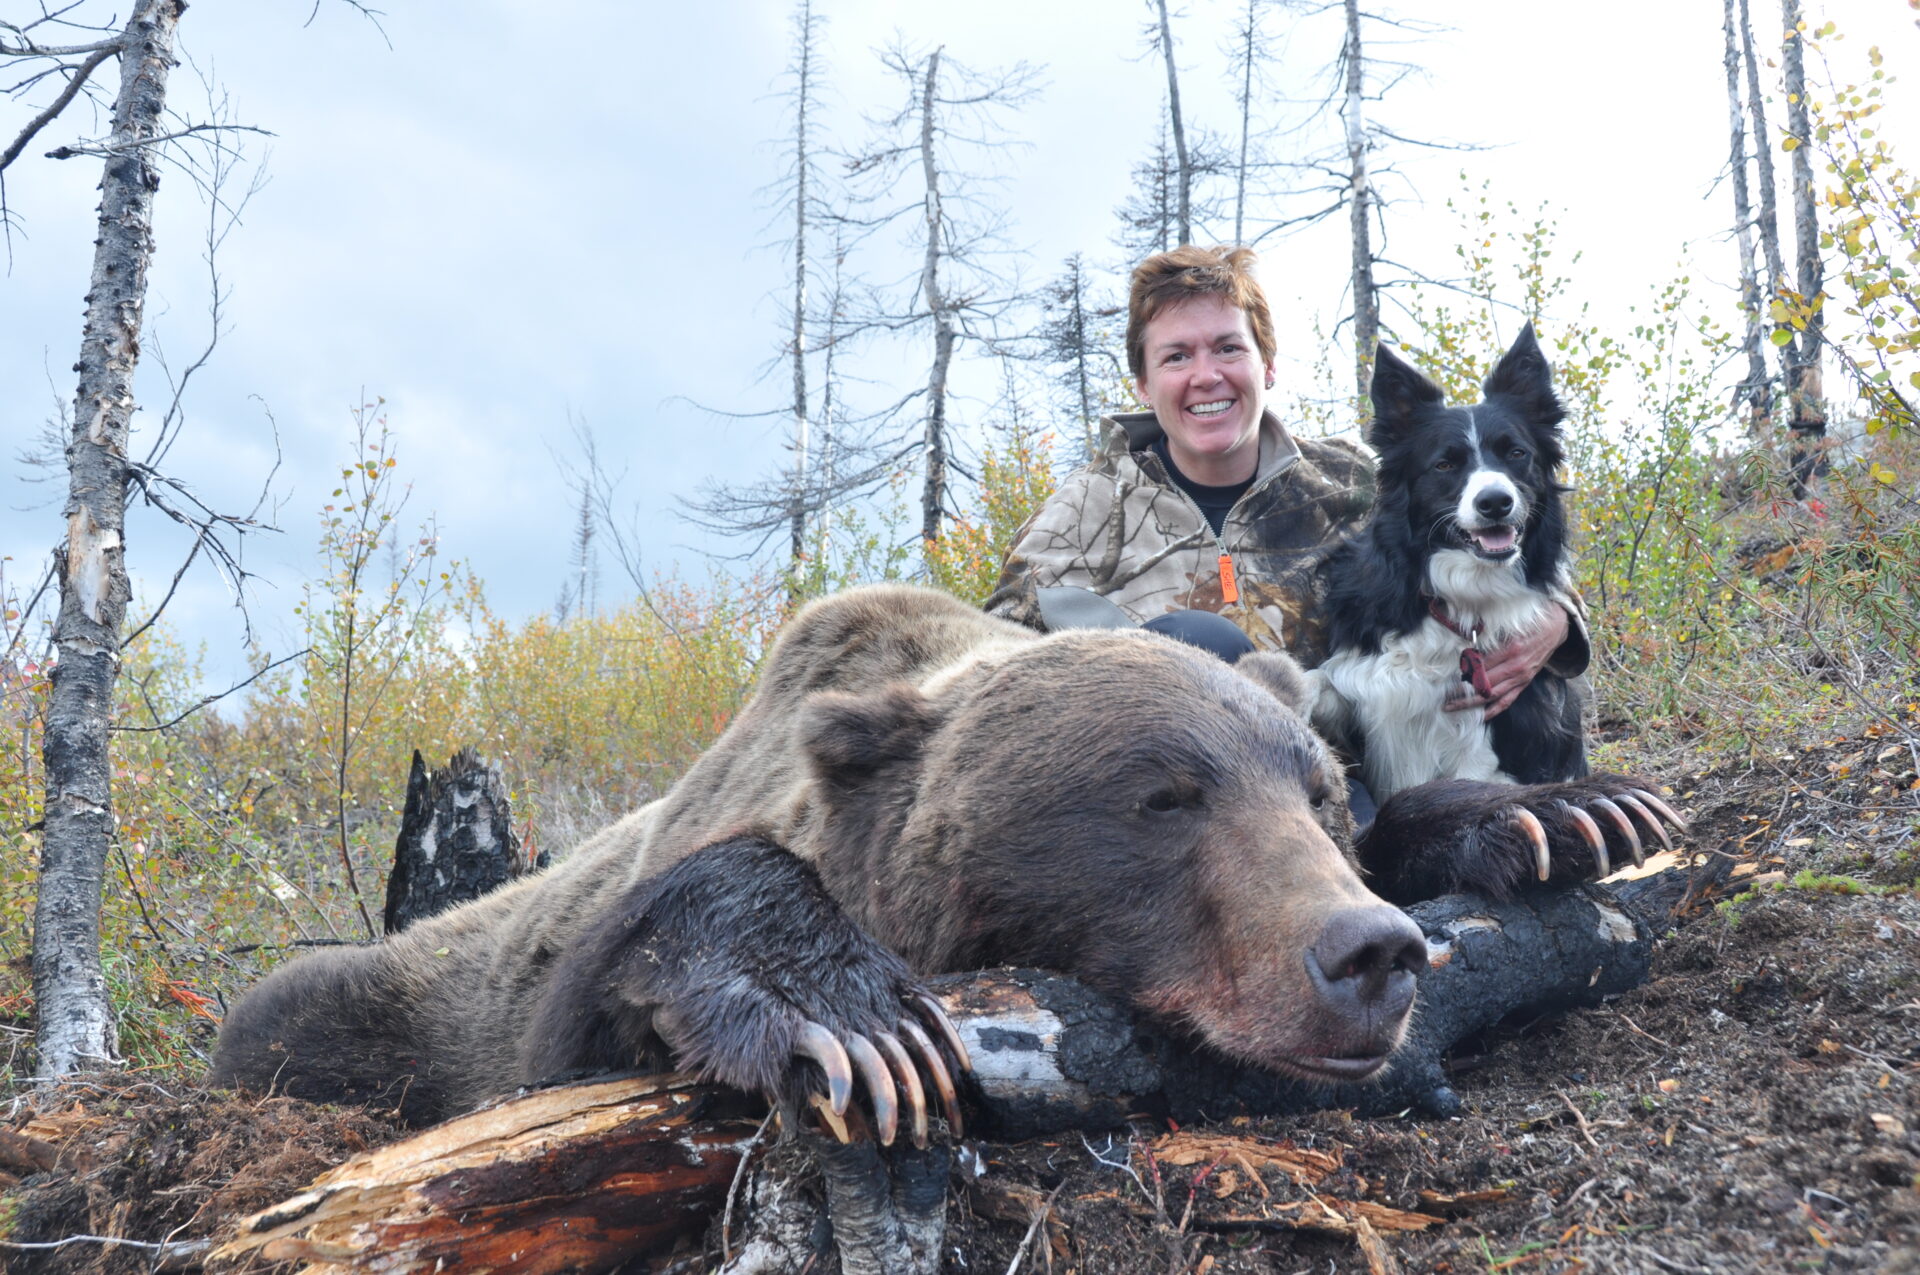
913;992;974;1074
899;1016;964;1139
810;1093;852;1144
1588;796;1644;867
1630;787;1689;832
874;1030;930;1149
842;1033;897;1146
1508;805;1551;882
796;1020;854;1117
1556;800;1609;877
1613;792;1673;852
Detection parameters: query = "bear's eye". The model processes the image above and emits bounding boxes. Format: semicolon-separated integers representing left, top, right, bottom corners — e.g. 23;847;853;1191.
1142;789;1186;815
1309;788;1328;811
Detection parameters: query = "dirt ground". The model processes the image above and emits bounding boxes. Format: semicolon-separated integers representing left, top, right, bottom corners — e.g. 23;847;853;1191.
3;732;1917;1274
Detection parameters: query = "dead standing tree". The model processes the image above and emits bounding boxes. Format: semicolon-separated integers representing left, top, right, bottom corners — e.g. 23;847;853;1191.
845;43;1039;545
1779;0;1825;491
3;0;363;1078
4;0;186;1078
1263;2;1481;411
1723;0;1771;432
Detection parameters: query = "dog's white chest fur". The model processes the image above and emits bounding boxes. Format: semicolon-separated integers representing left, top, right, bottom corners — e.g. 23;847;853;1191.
1311;550;1550;801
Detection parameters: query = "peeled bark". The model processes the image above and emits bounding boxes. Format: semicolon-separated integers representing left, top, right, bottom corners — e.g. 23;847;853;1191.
33;0;184;1080
218;1075;764;1274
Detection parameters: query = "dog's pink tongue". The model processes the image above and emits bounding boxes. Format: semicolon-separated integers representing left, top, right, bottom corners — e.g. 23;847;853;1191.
1474;526;1517;553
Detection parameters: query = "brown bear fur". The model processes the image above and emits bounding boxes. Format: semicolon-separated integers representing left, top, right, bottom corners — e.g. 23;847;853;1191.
211;585;1421;1125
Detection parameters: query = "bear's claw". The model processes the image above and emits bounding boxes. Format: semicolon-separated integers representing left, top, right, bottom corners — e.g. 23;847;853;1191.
873;1029;931;1148
1359;774;1690;903
1560;800;1610;876
797;1021;855;1116
843;1032;898;1146
913;992;974;1075
1588;796;1643;866
796;1010;966;1147
1615;792;1672;852
1504;806;1551;882
898;1016;965;1139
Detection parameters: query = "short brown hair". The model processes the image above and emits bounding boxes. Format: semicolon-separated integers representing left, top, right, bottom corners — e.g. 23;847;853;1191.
1126;245;1277;382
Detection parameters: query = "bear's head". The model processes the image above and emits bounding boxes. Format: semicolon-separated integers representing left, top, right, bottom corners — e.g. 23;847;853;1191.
800;629;1426;1084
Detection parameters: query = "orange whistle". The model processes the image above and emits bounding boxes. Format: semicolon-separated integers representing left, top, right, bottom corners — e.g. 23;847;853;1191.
1218;553;1239;604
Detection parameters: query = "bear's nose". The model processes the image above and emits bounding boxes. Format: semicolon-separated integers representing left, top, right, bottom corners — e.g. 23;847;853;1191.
1307;906;1426;1019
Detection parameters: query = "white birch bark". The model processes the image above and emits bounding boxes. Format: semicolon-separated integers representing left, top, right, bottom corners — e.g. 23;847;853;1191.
34;0;185;1079
1724;0;1770;430
1780;0;1825;456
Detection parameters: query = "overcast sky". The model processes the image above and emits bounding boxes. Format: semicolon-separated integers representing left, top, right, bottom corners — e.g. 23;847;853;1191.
1;0;1908;687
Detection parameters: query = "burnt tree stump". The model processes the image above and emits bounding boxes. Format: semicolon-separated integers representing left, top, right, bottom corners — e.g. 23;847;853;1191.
383;747;540;935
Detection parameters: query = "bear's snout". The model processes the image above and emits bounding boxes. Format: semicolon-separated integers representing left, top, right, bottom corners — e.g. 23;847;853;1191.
1298;905;1427;1078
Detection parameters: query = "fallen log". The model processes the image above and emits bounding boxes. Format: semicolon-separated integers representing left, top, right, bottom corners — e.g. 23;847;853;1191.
220;880;1659;1274
947;880;1657;1135
217;1074;763;1274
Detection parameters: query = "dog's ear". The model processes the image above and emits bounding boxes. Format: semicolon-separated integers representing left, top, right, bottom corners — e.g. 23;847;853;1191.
1367;343;1444;448
1483;323;1565;428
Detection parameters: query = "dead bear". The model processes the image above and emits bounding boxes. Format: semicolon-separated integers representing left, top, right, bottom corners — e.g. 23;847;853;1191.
211;584;1636;1132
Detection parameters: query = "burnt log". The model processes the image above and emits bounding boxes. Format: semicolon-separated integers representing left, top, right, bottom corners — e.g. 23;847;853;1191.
222;880;1663;1274
946;881;1659;1137
383;747;539;934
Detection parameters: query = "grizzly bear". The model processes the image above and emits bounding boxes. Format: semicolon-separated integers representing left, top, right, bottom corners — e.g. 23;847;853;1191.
211;585;1644;1132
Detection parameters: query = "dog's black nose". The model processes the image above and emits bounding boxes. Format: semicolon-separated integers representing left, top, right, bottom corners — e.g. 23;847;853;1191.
1475;489;1514;521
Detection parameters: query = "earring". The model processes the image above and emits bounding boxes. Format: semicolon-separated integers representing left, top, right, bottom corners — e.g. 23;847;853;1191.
1265;374;1275;389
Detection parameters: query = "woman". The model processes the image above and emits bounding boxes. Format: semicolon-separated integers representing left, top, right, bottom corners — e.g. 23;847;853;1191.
987;243;1582;720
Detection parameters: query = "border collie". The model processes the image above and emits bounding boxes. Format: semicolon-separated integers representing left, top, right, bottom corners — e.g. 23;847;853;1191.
1310;325;1587;803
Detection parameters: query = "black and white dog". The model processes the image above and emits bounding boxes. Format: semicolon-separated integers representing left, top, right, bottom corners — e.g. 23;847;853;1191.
1310;325;1587;803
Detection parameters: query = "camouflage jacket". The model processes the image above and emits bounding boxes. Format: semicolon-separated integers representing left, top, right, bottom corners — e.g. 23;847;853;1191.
987;409;1588;673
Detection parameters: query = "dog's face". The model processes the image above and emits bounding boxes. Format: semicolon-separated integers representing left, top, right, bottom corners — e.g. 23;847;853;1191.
1365;324;1567;569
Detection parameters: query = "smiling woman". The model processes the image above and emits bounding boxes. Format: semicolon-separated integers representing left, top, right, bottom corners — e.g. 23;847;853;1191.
987;244;1377;667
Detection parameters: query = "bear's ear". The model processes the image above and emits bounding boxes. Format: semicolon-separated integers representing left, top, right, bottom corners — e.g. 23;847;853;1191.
1366;343;1444;450
1236;651;1312;719
801;684;941;785
1482;322;1565;427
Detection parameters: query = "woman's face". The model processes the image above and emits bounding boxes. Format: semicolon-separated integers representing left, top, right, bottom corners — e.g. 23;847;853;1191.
1136;294;1273;486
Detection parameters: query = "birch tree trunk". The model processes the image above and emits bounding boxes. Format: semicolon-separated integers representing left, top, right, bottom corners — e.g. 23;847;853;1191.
1343;0;1378;410
1153;0;1192;247
787;0;817;573
1780;0;1825;488
918;47;953;545
33;0;185;1079
1724;0;1770;432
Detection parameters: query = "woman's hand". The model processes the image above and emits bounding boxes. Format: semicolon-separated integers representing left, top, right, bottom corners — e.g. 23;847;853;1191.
1443;604;1570;720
